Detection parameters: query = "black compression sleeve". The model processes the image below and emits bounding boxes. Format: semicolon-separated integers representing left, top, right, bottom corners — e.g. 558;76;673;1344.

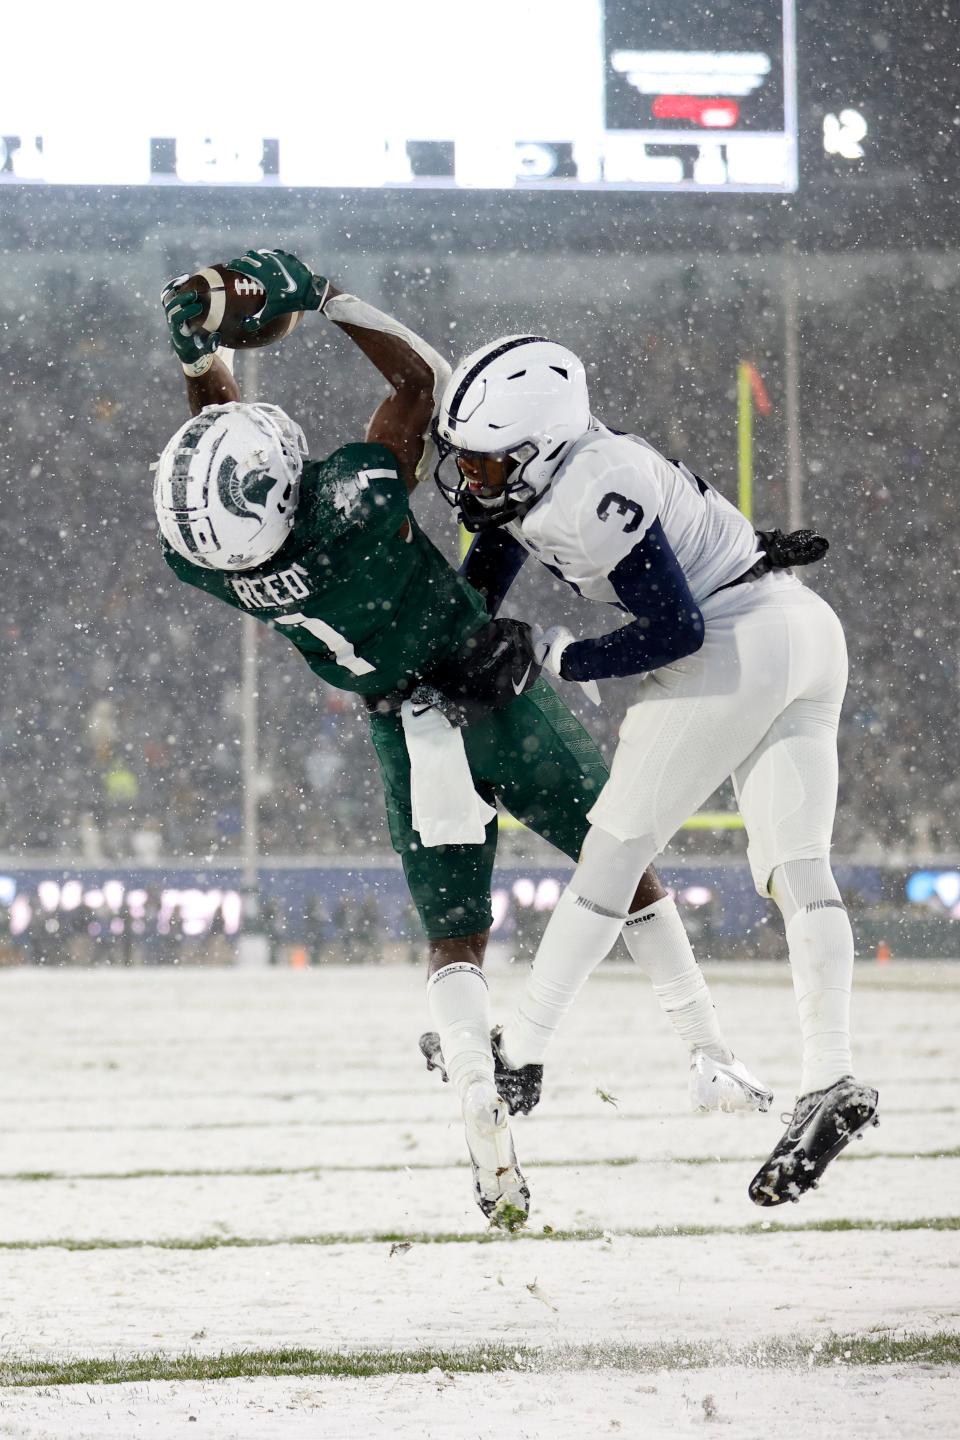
459;529;530;616
560;520;705;681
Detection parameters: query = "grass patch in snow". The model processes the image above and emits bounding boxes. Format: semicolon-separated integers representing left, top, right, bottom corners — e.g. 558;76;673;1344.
0;1216;957;1252
1;1330;958;1388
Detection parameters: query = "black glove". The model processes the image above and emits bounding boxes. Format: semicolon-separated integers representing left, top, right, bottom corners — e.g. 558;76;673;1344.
757;528;829;569
420;619;542;726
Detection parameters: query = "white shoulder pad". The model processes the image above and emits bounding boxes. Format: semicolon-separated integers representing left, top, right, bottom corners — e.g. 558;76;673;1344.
549;433;664;584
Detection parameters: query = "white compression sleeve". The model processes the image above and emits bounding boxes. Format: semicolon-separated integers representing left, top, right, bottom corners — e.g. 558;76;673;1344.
321;293;451;483
770;858;854;1095
498;827;650;1068
498;889;627;1067
426;962;495;1101
622;896;733;1061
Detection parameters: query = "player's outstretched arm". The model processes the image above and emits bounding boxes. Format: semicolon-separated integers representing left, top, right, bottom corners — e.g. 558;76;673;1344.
161;280;240;415
226;249;450;488
182;356;239;416
320;291;452;493
229;251;450;488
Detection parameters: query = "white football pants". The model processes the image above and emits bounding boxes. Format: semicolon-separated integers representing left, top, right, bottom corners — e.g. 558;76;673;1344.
587;573;847;894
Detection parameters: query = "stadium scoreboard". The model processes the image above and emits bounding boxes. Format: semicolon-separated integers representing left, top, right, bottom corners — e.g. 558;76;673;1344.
1;0;797;193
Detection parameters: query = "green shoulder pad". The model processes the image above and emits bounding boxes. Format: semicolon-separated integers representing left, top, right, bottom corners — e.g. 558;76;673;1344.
299;443;405;547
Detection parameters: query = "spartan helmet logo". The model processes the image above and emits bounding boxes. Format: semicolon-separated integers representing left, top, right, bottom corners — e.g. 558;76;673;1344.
216;455;275;521
155;401;305;571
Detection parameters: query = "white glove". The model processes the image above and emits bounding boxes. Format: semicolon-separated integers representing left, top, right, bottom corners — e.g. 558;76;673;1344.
533;624;573;679
532;625;601;707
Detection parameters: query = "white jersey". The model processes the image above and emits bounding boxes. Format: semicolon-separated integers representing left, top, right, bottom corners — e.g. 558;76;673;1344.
508;422;762;608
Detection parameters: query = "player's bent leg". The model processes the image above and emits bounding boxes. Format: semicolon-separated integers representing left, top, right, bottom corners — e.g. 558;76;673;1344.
478;687;718;1085
771;858;855;1094
736;721;878;1199
471;678;609;862
424;952;530;1227
621;886;772;1114
421;934;543;1117
623;887;726;1056
419;934;486;1083
498;826;650;1068
623;894;729;1047
368;710;529;1221
477;681;768;1098
425;957;495;1100
747;854;878;1203
734;687;870;1095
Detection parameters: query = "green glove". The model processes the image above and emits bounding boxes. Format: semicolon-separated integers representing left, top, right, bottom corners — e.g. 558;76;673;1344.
161;276;221;373
227;249;329;334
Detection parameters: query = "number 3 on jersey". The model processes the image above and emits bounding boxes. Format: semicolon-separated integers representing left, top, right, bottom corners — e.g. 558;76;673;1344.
597;491;644;532
275;612;376;676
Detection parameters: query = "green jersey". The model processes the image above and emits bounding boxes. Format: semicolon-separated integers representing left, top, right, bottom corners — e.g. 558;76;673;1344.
162;442;487;696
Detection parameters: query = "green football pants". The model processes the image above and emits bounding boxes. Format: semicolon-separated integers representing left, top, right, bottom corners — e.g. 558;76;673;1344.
368;678;610;940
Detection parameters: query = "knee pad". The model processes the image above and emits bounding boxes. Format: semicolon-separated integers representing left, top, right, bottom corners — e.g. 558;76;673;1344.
575;827;655;916
770;857;844;929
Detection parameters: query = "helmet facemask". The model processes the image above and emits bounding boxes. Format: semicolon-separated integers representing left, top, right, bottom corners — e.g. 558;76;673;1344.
433;429;541;533
433;335;591;532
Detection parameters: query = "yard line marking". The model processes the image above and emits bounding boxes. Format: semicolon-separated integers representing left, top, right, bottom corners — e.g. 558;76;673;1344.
2;1331;958;1388
0;1217;957;1251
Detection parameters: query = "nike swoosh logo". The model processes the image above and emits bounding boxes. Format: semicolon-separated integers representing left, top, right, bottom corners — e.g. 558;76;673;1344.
512;663;532;695
260;250;298;294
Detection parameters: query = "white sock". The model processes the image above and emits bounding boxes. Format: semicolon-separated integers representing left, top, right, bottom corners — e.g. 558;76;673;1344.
426;963;494;1102
498;889;627;1067
622;897;733;1062
785;907;854;1094
771;859;854;1096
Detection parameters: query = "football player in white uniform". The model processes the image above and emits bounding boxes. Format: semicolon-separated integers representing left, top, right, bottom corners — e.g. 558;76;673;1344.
433;335;878;1206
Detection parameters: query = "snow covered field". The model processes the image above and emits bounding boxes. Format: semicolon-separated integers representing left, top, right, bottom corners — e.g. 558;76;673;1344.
1;959;957;1437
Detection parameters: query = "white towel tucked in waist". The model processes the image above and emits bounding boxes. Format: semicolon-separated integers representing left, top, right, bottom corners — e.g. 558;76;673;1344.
401;700;497;846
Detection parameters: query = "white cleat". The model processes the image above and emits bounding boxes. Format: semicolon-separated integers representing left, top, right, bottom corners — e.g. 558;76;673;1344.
690;1050;774;1114
462;1081;530;1230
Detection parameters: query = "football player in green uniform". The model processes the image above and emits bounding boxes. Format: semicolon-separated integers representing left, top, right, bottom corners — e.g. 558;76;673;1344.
155;249;770;1227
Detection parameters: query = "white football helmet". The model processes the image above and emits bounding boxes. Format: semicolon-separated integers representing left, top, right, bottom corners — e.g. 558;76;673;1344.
434;335;591;530
154;402;307;571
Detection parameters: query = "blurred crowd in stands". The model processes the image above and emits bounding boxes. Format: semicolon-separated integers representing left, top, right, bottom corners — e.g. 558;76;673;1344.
1;241;956;868
0;883;404;968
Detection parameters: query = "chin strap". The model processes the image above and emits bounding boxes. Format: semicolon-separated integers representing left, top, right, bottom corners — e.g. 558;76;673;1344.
320;293;451;483
457;485;547;534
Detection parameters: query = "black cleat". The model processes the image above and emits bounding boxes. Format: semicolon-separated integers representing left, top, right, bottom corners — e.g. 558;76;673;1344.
418;1027;543;1117
490;1027;543;1116
748;1076;879;1207
419;1030;448;1083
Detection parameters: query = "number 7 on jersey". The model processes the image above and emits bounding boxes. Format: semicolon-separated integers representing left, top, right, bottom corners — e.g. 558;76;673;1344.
275;612;376;676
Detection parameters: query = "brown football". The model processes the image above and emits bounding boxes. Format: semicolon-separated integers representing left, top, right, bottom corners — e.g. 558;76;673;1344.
169;263;304;349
